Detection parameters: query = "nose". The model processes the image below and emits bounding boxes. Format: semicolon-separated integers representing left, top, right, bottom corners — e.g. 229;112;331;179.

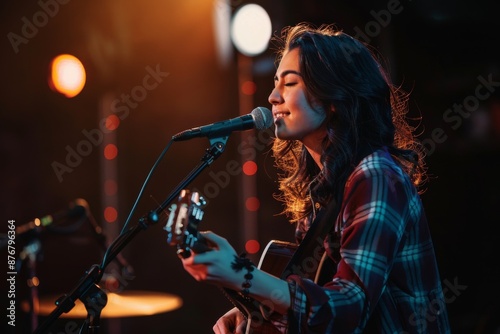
268;86;283;105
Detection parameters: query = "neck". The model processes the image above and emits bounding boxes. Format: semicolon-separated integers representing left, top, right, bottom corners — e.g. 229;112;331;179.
301;127;326;170
305;146;322;169
302;138;324;170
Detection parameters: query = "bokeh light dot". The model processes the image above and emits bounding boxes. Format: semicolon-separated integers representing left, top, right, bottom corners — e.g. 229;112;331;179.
49;54;86;98
104;206;118;223
230;4;272;56
245;197;260;212
241;81;257;95
104;144;118;160
245;239;260;254
105;114;120;131
242;160;258;176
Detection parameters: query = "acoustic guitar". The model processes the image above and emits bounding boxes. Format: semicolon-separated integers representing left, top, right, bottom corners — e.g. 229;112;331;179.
163;189;330;333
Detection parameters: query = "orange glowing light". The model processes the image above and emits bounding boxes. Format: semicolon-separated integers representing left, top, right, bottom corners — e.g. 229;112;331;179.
245;197;260;212
245;239;260;254
242;160;257;176
105;115;120;131
241;81;257;95
104;144;118;160
49;54;86;98
104;206;118;223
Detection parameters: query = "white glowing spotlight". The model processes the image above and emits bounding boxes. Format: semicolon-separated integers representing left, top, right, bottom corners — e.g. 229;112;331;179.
230;4;272;57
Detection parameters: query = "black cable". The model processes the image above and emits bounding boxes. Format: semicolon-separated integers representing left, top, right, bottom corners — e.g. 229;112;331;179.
100;137;174;269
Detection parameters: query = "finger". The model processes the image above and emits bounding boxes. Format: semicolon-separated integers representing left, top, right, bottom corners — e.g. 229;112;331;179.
180;251;195;265
189;249;219;265
235;312;247;334
235;321;247;334
201;230;233;245
200;231;234;251
213;307;243;334
181;252;212;270
213;320;233;334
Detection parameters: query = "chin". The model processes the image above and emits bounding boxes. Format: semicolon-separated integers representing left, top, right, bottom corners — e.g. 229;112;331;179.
276;132;295;141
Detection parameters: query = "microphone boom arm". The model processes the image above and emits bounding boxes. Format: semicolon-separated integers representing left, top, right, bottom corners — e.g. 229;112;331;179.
35;136;228;333
147;136;227;224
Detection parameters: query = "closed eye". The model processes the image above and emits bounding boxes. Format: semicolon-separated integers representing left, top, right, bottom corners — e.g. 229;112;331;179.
274;70;302;87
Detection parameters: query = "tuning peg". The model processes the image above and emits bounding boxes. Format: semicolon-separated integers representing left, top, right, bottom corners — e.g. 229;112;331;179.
190;192;206;207
179;189;189;200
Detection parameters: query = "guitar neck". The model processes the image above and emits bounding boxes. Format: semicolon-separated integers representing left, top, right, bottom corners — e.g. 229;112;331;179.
164;190;296;333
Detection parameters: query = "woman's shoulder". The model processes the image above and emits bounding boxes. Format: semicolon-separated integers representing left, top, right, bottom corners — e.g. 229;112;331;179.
342;147;420;213
345;147;407;190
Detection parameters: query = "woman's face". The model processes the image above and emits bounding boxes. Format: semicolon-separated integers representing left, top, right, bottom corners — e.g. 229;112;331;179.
268;48;327;145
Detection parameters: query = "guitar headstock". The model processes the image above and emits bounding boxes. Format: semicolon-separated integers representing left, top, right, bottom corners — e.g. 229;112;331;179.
164;189;208;258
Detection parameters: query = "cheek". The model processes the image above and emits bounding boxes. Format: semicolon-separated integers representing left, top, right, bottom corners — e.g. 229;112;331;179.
287;109;325;138
313;109;327;125
295;91;322;116
300;102;326;127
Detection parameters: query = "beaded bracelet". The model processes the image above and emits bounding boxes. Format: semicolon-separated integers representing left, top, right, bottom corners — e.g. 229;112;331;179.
231;253;255;298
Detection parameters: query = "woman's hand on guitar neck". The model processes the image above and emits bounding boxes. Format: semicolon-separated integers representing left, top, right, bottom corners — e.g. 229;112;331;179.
213;307;247;334
181;231;292;320
181;231;242;290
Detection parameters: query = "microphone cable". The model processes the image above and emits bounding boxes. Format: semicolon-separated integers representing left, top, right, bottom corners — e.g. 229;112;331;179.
101;137;174;269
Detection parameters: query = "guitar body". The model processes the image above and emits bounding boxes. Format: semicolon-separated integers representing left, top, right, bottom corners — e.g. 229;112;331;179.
258;240;298;278
164;190;333;334
222;240;297;334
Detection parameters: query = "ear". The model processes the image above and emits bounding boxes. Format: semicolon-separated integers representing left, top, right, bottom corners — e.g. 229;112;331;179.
330;104;336;113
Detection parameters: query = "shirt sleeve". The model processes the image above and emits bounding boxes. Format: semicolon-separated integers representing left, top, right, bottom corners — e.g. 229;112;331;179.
286;159;415;333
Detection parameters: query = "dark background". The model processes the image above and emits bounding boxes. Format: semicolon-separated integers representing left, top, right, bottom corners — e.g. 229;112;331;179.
1;0;499;333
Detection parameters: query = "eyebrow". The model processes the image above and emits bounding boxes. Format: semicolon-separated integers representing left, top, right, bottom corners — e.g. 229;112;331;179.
273;70;302;81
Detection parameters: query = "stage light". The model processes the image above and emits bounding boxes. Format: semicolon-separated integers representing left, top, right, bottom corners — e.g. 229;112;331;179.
49;54;86;98
230;4;271;56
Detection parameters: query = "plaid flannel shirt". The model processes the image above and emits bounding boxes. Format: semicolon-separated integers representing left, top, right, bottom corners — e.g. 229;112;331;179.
283;147;451;333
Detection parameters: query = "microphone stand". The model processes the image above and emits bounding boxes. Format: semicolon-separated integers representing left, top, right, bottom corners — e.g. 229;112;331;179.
86;204;136;285
149;138;228;217
18;239;42;332
34;137;228;334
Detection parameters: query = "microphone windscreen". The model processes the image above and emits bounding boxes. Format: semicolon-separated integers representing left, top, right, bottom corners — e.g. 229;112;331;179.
251;107;273;130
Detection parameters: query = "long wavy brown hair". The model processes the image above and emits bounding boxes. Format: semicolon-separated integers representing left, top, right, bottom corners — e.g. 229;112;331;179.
271;23;426;223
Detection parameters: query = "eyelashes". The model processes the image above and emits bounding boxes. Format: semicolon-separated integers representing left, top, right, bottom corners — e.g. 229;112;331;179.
273;82;298;88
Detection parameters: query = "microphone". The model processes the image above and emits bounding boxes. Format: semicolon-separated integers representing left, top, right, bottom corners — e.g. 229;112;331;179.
16;199;88;235
172;107;273;141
